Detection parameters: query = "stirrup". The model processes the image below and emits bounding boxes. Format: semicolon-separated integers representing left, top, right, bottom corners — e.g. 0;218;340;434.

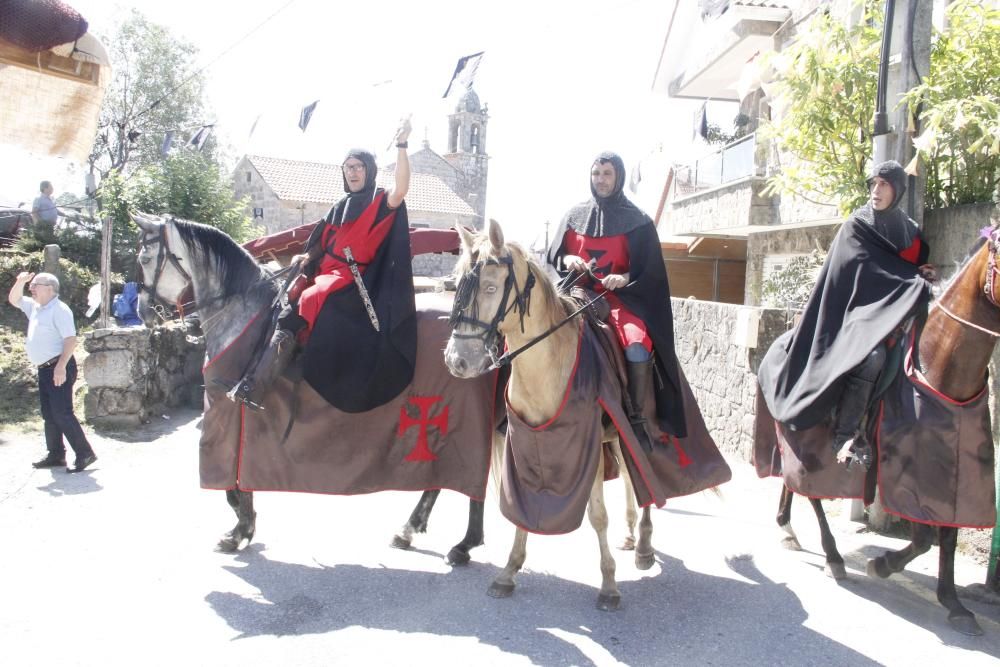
834;436;872;471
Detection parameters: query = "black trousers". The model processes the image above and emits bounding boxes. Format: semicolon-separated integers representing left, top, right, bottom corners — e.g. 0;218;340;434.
38;357;94;459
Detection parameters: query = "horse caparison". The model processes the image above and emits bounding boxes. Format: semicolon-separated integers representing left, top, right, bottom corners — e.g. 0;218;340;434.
777;227;1000;637
131;212;489;565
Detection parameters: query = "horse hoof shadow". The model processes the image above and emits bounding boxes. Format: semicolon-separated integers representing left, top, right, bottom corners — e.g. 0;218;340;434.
949;612;984;637
488;581;515;598
597;592;621;611
825;561;847;580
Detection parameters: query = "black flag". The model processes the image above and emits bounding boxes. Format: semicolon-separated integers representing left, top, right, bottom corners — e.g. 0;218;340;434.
443;51;484;98
299;100;319;132
188;125;214;151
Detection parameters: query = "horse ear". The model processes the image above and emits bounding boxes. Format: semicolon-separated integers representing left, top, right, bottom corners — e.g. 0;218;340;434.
131;211;163;233
488;219;504;252
455;224;476;255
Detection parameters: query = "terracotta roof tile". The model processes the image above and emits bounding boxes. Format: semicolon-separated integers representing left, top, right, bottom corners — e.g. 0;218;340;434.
245;155;474;217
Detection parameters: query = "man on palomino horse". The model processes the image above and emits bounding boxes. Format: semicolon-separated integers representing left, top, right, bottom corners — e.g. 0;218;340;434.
547;151;686;452
231;119;416;412
758;160;938;468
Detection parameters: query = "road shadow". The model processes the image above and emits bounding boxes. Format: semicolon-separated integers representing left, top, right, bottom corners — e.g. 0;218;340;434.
91;407;202;443
36;469;103;496
206;545;878;665
831;544;1000;652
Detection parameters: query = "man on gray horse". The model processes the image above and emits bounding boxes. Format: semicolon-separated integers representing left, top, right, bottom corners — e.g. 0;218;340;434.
758;160;938;467
547;151;687;452
231;119;415;412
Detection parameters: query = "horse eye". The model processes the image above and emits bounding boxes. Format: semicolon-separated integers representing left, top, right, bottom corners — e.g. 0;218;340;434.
139;256;151;265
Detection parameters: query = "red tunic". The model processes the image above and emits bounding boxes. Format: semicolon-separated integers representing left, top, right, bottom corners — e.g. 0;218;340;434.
298;191;396;331
562;229;652;352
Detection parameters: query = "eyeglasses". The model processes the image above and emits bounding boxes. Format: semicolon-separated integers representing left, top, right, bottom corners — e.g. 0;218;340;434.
342;163;366;174
29;281;53;288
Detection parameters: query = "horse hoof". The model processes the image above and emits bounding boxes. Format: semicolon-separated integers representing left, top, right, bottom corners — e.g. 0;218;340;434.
780;535;802;551
216;538;238;554
949;613;983;636
597;592;621;611
619;537;636;551
488;581;515;598
866;557;891;579
825;561;847;580
390;535;412;550
635;552;655;571
446;547;471;566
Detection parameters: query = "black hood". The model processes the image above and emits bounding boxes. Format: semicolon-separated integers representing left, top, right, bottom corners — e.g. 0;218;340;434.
556;151;649;238
851;160;918;253
865;160;907;210
334;149;379;225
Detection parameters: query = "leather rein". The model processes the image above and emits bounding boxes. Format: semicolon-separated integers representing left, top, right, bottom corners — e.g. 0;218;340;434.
930;226;1000;338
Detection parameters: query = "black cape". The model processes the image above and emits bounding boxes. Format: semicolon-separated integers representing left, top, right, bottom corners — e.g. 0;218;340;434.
547;157;687;437
301;191;417;413
758;216;931;430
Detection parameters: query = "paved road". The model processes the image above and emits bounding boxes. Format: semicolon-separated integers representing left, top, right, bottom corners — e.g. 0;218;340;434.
1;409;999;666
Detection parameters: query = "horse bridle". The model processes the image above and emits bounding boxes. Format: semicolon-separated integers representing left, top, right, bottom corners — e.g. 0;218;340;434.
138;221;194;322
449;253;535;367
932;225;1000;338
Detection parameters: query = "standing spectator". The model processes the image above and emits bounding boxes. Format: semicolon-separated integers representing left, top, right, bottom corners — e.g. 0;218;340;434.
31;181;59;243
7;271;98;472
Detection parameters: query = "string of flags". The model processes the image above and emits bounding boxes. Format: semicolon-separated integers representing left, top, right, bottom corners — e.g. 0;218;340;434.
155;52;485;153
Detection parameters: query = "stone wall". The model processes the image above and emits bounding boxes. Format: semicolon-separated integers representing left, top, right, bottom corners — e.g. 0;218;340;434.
83;325;205;427
672;297;792;460
745;223;840;306
668;177;776;236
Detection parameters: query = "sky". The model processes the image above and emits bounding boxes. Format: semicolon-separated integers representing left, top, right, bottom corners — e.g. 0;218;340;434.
3;0;731;248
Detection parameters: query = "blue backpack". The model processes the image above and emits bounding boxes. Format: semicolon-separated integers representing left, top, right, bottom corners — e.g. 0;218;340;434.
112;282;143;326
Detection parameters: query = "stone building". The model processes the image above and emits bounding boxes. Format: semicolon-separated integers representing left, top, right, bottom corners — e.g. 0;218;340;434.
232;88;489;276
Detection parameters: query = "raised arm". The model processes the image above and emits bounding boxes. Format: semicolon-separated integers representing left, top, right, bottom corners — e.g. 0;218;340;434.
387;118;412;209
8;271;32;307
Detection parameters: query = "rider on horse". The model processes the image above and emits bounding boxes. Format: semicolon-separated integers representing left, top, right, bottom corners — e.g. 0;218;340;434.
231;119;416;412
547;151;687;452
758;160;938;467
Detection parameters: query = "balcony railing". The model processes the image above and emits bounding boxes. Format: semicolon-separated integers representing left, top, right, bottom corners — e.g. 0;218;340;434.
674;133;757;198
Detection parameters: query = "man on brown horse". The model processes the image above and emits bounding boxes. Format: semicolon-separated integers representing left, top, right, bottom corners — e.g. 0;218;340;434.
758;160;938;467
230;119;415;412
547;151;686;452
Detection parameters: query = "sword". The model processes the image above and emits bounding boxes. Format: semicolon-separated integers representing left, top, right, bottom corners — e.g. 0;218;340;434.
343;246;380;331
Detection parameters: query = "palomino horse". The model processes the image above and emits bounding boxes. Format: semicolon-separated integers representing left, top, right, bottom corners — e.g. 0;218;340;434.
767;227;1000;636
132;212;493;565
444;220;730;610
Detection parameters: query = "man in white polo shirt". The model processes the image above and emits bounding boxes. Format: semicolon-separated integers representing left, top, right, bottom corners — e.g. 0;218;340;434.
7;271;97;472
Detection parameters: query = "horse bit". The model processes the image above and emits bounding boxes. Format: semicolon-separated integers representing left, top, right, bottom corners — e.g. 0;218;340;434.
449;254;535;368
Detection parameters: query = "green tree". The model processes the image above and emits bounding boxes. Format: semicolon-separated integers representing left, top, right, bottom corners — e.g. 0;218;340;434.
90;10;212;177
762;3;881;215
900;0;1000;208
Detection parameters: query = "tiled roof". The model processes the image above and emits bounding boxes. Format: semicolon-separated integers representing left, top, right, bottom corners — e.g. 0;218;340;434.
245;155;475;217
733;0;794;8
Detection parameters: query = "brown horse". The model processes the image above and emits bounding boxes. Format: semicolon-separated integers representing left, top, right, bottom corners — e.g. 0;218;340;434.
771;227;1000;636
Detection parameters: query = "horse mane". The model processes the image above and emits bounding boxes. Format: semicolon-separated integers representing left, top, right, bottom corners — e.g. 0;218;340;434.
170;218;271;300
937;233;989;297
458;232;575;327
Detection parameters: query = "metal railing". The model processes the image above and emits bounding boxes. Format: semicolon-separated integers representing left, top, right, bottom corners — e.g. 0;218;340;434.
673;133;757;197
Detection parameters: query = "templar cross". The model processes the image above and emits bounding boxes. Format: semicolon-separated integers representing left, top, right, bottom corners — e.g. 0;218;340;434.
398;396;449;462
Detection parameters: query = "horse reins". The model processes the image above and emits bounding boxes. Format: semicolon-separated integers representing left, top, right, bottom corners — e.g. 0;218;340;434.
929;225;1000;338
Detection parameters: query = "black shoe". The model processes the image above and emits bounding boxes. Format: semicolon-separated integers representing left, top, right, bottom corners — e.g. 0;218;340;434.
32;455;66;469
68;453;97;473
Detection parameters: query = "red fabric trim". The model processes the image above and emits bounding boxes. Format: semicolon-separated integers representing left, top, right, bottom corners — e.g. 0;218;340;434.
597;397;663;507
903;335;987;406
203;310;265;371
506;330;583;431
231;484;486;503
236;402;247;487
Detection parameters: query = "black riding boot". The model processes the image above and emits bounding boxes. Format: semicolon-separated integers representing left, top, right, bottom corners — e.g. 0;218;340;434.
832;376;877;469
626;360;655;454
228;328;297;410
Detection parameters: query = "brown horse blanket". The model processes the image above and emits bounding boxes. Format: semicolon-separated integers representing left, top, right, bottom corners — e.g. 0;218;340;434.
754;346;996;528
200;292;499;499
501;321;731;534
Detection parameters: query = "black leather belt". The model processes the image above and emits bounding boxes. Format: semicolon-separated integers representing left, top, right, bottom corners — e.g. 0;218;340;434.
37;356;61;370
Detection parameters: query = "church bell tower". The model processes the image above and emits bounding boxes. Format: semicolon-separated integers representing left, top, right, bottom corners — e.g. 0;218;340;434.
443;87;489;224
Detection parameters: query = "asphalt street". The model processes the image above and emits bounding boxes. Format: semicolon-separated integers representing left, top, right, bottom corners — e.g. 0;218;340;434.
1;408;999;666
